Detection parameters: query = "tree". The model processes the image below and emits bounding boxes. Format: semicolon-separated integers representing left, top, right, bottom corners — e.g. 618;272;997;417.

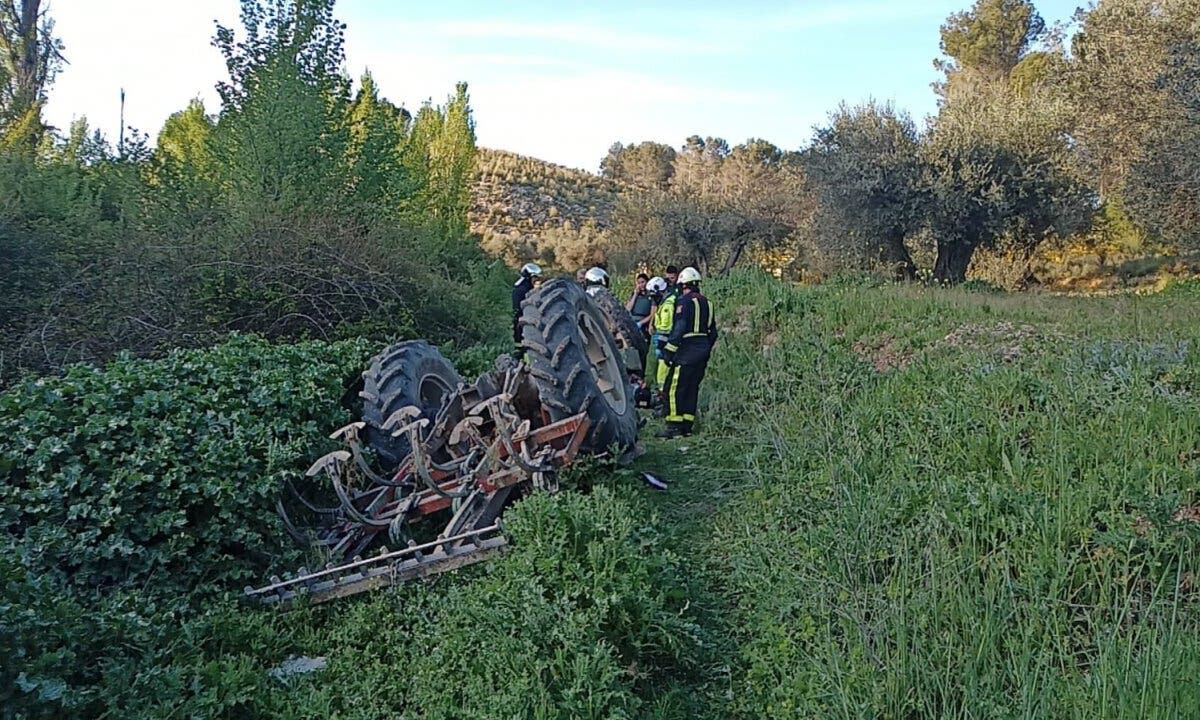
924;86;1093;282
1124;32;1200;248
600;141;676;190
345;71;408;212
424;82;477;242
935;0;1046;100
0;0;63;149
211;0;351;217
1063;0;1176;201
155;100;216;177
611;136;807;275
804;102;926;280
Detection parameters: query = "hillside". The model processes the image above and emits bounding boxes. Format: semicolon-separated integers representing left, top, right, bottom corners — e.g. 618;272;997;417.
6;272;1200;717
471;148;624;269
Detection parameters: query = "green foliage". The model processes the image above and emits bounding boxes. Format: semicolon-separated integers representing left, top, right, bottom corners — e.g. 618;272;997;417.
601;140;677;190
937;0;1046;96
804;101;926;280
1;0;492;382
0;334;376;715
4;468;702;718
0;335;371;596
638;271;1200;717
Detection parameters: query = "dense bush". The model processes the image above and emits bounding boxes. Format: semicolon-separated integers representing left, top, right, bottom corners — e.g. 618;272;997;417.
4;478;703;718
0;335;371;598
0;334;382;715
0;1;496;385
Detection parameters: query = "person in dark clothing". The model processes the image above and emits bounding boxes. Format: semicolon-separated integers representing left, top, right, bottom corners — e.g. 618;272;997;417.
512;263;543;357
626;273;654;340
658;266;718;439
664;265;680;290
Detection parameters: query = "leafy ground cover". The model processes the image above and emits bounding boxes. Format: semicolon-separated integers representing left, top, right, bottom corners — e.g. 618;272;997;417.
4;274;1199;718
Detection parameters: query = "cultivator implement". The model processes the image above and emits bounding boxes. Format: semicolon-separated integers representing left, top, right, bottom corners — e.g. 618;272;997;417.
247;362;591;606
248;279;644;607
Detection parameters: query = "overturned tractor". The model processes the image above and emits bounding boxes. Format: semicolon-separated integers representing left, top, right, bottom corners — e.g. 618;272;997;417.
248;279;642;606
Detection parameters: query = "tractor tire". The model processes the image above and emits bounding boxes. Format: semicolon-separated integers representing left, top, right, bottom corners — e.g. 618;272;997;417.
360;340;462;469
520;279;638;452
587;287;649;370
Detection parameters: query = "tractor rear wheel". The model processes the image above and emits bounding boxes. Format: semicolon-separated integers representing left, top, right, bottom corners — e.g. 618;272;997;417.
587;286;649;372
520;279;638;452
360;341;462;469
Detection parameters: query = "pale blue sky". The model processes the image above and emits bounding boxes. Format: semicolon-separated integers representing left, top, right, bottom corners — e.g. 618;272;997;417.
43;0;1082;171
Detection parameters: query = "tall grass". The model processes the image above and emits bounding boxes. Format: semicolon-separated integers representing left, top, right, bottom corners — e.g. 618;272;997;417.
642;271;1200;718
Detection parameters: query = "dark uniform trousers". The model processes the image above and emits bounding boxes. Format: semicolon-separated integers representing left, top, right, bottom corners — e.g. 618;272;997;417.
661;290;717;433
663;354;708;431
512;278;534;357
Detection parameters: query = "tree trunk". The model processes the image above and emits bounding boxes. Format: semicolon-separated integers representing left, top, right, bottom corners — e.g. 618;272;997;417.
932;242;976;284
0;0;47;148
720;233;753;277
880;234;917;282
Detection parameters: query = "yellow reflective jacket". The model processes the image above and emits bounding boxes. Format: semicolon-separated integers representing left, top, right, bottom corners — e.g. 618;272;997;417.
652;289;679;334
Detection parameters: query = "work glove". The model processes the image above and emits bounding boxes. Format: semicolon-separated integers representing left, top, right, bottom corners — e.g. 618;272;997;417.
662;348;676;365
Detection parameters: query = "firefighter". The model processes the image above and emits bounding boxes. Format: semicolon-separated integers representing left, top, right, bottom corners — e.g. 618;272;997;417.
658;267;718;439
583;266;610;295
650;274;681;416
512;263;542;357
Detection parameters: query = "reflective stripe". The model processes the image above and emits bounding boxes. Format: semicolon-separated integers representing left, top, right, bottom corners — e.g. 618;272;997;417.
691;298;702;335
667;366;682;421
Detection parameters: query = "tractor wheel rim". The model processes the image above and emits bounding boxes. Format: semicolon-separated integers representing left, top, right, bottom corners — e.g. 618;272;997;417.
578;311;627;412
418;373;453;415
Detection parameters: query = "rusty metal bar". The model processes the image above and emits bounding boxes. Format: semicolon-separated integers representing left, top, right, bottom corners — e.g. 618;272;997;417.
246;523;507;606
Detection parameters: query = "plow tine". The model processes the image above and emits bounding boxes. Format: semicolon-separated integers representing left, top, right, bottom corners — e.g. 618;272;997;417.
391;418;430;439
307;450;351;477
277;498;311;546
329;464;393;528
329;421;367;441
383;406;422;431
450;416;485;445
284;478;340;517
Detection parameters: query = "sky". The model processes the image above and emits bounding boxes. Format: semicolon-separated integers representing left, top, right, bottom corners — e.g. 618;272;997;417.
42;0;1083;172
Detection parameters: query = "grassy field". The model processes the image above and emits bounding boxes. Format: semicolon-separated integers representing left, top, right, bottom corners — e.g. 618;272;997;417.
5;273;1200;718
637;273;1200;718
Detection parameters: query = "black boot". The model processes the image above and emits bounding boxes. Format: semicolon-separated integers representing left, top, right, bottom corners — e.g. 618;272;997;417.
656;423;686;440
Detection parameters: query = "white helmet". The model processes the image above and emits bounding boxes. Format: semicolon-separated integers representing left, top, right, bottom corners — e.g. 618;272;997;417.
678;267;701;285
647;276;668;294
584;266;609;288
520;262;542;279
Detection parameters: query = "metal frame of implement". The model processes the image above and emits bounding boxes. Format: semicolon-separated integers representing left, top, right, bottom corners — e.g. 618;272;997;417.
246;365;591;606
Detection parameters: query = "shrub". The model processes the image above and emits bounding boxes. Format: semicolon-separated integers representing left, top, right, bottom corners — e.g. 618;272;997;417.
0;334;373;600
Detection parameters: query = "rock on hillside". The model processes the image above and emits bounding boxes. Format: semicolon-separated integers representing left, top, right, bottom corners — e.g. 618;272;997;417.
471;148;624;269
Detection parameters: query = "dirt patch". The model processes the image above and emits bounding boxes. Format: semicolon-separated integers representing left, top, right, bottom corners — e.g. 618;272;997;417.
1174;507;1200;524
938;321;1063;363
760;331;781;355
852;335;914;374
